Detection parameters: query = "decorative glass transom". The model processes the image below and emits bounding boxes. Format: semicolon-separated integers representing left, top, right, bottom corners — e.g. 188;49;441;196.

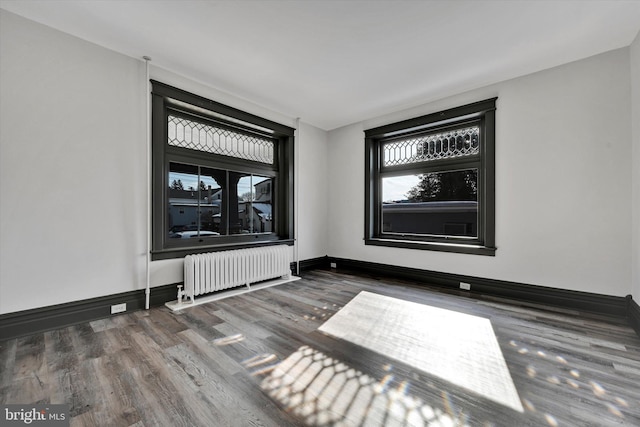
168;115;275;164
383;126;479;167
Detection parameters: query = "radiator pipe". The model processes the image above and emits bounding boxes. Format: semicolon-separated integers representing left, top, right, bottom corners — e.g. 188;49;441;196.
294;117;301;275
144;56;152;310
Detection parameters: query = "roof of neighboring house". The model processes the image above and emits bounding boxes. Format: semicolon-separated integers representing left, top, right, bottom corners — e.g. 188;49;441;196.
252;203;272;218
382;200;477;213
168;188;222;200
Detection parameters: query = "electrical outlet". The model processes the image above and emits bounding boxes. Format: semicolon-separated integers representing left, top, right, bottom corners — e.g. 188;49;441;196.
111;303;127;314
330;262;337;269
459;282;471;291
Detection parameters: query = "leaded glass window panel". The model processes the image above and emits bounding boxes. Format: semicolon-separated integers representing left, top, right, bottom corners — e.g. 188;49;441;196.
168;115;275;164
383;126;479;167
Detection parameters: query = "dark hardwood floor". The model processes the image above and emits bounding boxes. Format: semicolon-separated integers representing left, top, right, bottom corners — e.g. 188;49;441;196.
1;269;639;426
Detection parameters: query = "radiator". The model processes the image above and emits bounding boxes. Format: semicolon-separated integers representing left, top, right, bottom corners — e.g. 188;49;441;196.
183;245;291;303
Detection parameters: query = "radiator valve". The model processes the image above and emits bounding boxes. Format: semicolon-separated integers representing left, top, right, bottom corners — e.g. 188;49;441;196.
177;285;184;305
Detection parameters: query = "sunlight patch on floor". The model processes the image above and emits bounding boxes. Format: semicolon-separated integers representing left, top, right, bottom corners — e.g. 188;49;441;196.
260;345;471;426
318;291;523;413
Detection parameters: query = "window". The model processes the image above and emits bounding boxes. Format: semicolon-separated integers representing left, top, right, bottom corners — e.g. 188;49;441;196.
365;98;496;255
151;81;294;260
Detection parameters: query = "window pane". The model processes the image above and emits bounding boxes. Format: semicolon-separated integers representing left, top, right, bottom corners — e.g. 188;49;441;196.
168;163;200;238
231;172;273;235
382;169;478;237
168;163;223;239
167;163;275;239
232;172;252;235
251;175;274;233
200;167;224;236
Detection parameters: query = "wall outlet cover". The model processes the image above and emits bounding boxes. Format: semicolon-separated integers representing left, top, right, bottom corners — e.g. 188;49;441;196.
111;303;127;314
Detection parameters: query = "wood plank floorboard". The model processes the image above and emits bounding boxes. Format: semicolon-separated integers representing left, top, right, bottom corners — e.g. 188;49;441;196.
1;269;639;426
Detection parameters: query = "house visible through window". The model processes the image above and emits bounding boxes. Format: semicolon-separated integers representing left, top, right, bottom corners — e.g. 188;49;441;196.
167;163;275;239
151;81;294;260
365;98;496;255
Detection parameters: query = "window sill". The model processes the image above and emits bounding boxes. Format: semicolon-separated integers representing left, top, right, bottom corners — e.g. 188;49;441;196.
365;237;496;256
151;239;295;261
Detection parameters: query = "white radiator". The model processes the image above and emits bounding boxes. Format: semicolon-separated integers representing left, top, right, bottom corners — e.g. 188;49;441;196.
183;245;291;303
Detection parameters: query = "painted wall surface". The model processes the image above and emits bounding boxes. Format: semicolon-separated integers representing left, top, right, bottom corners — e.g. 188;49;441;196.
0;10;147;313
631;30;640;303
296;122;329;262
328;48;633;297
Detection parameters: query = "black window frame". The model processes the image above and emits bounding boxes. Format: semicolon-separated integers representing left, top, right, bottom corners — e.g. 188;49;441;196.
151;81;295;260
365;98;497;256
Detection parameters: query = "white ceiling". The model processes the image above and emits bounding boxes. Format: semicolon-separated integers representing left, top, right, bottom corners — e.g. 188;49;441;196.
2;0;640;130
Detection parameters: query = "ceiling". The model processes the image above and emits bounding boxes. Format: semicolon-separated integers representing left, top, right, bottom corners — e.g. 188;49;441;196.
2;0;640;130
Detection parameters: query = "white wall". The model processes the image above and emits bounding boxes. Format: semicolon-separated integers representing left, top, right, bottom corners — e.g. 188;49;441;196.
328;48;633;297
296;122;329;262
0;10;147;313
0;10;329;314
631;30;640;303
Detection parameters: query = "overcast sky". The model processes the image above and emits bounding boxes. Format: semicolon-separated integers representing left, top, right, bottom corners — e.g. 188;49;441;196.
382;174;420;202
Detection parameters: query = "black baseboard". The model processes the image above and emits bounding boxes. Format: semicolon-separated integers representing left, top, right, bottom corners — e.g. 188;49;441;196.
0;284;176;341
629;298;640;337
329;257;630;319
297;256;330;273
3;259;637;341
0;256;327;341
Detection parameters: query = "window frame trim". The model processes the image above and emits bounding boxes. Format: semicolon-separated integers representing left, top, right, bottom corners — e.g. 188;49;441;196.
151;81;295;261
365;98;497;256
